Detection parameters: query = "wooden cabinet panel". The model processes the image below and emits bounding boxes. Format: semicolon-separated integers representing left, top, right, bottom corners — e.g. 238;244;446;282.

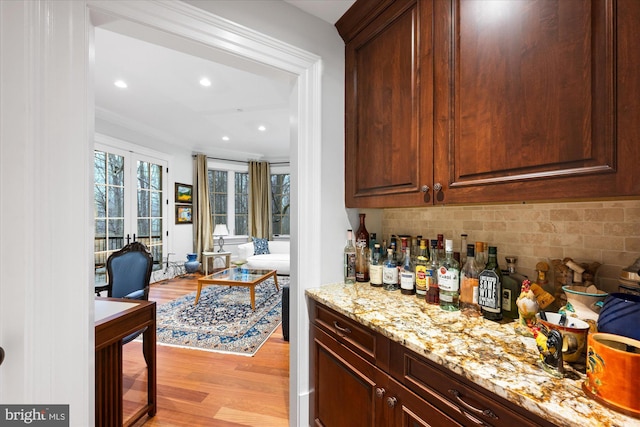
342;0;434;207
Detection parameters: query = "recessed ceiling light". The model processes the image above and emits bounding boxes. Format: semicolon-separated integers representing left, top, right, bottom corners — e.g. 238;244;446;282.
258;125;266;132
222;136;230;141
199;77;211;87
114;80;128;89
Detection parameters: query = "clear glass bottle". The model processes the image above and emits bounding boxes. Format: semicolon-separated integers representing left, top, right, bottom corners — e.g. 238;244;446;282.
355;214;369;282
438;239;460;311
369;232;377;263
400;248;416;295
475;241;486;269
436;234;444;263
343;229;356;284
426;240;440;305
460;233;468;265
460;244;480;311
383;248;399;291
414;239;429;298
369;243;383;287
478;246;503;321
501;256;523;320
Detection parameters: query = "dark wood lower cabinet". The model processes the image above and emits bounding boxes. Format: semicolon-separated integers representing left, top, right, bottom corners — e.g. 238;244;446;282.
311;300;555;427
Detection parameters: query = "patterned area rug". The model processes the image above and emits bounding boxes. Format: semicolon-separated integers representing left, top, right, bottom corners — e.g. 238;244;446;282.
155;276;286;356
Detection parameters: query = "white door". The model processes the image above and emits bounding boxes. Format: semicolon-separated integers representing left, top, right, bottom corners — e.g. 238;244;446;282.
94;145;168;285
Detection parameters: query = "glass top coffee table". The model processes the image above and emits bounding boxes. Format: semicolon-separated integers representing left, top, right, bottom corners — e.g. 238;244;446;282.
195;267;279;311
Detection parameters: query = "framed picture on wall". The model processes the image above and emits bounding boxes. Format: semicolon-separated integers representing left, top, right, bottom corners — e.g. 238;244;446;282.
175;183;193;204
175;205;193;224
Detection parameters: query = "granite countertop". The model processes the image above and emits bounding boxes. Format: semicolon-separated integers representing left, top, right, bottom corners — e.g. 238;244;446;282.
306;282;639;427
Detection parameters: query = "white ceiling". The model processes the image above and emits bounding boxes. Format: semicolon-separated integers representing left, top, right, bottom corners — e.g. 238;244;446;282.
94;0;355;163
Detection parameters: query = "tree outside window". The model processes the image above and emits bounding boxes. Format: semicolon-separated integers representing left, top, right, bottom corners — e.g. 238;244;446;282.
271;174;290;235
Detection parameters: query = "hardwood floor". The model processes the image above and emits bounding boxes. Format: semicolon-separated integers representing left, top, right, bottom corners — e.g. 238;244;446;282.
123;274;290;426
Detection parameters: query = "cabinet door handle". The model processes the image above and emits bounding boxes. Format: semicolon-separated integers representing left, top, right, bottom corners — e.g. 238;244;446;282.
433;182;442;193
421;185;429;193
449;389;498;419
333;321;351;335
375;387;385;398
386;396;397;408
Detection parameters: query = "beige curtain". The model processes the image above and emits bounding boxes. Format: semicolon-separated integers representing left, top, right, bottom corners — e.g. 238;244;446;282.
194;154;213;260
248;160;272;239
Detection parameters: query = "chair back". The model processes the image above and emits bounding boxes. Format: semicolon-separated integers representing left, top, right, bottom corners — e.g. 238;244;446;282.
106;242;153;300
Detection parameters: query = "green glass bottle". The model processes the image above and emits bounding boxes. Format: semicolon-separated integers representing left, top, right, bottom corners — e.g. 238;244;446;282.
478;246;503;321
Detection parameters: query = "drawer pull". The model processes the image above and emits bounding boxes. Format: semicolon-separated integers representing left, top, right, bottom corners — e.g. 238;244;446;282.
449;389;498;419
461;410;494;427
333;321;352;335
386;396;397;408
375;387;386;398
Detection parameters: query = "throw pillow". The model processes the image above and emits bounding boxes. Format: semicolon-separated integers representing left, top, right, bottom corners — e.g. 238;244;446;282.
252;237;270;255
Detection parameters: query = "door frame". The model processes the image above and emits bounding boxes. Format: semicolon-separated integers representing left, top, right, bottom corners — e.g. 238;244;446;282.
87;1;323;425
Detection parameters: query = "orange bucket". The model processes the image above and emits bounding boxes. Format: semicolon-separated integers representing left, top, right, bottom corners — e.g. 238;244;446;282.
583;333;640;418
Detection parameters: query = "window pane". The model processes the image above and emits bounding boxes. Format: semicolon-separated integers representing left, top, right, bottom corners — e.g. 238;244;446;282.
150;163;162;190
235;215;248;235
108;187;124;217
95;220;106;251
271;173;290;235
94;151;106;184
108;219;124;250
95;185;106;217
150;191;161;217
214;194;227;215
137;218;150;239
151;218;162;240
138;189;149;217
108;154;124;186
137;161;150;189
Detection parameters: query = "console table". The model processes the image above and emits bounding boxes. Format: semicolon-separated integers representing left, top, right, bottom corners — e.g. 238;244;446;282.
95;298;156;427
201;251;231;275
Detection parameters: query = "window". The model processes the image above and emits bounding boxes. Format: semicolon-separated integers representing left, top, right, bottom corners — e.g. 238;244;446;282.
208;166;289;237
271;174;290;235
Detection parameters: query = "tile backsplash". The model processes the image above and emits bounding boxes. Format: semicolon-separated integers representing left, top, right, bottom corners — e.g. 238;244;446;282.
381;199;640;294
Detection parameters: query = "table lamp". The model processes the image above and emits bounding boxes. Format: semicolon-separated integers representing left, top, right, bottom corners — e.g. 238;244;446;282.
213;224;229;252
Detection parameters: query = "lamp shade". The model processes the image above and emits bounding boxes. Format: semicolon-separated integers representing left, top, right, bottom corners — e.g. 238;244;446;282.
213;224;229;236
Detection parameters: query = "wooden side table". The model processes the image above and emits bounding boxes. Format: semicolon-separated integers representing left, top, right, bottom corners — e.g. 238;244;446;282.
201;251;231;275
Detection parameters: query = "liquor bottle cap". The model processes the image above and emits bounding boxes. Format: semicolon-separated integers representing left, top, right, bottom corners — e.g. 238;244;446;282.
445;239;453;251
488;246;497;254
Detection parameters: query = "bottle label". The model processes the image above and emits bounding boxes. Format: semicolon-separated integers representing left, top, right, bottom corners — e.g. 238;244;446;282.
415;265;427;286
460;277;479;304
345;254;356;278
502;289;512;311
370;264;383;285
437;267;459;292
425;268;436;289
400;271;415;290
478;271;500;311
383;266;398;285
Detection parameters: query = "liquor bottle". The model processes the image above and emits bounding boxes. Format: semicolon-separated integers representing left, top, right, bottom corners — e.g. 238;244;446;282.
414;239;429;298
369;243;383;287
369;233;377;263
460;234;468;265
436;234;444;263
501;256;525;319
383;248;399;291
343;229;356;284
355;214;370;282
460;244;480;311
426;239;439;305
478;246;503;321
400;248;416;295
438;239;460;311
475;241;486;269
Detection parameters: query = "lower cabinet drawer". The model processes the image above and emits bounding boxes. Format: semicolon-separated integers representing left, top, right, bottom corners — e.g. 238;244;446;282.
390;342;555;427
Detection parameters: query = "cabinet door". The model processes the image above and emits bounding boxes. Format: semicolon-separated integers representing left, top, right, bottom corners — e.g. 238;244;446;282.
433;0;630;204
343;0;434;208
389;378;462;427
313;325;389;427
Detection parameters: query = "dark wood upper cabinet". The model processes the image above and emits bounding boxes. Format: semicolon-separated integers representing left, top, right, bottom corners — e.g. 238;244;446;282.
339;0;640;208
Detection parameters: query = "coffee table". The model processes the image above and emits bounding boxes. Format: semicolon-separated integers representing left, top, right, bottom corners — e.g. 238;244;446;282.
195;267;279;310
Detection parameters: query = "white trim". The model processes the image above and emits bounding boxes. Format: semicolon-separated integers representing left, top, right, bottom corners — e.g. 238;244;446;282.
87;2;322;425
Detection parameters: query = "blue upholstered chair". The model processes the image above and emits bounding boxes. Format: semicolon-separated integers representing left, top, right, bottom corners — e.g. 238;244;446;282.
104;242;153;359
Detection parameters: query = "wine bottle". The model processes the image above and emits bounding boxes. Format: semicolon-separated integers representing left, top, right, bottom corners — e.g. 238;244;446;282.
355;214;369;282
478;246;503;321
343;229;356;284
438;239;460;311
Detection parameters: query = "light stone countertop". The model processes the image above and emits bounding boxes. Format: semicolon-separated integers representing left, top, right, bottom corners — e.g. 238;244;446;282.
305;282;640;427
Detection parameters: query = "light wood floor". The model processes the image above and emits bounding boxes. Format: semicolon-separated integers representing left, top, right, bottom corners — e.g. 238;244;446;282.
123;274;290;426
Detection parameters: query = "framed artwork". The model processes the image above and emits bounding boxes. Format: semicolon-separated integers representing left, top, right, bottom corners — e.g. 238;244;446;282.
175;205;193;224
175;183;193;204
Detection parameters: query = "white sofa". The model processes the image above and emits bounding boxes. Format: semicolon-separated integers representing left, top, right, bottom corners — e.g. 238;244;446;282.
237;240;290;275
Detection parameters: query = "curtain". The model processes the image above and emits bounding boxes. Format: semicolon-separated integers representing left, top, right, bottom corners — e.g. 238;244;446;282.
194;154;213;261
248;160;272;239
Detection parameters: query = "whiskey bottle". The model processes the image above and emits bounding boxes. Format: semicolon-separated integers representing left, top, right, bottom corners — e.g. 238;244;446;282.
355;214;369;282
438;239;460;311
502;256;525;319
414;239;429;298
475;241;486;269
383;248;399;291
478;246;502;321
343;229;356;284
369;243;383;287
426;239;440;305
460;244;480;311
400;248;416;295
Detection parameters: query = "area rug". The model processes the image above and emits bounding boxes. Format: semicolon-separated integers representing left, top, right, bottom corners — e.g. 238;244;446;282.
155;276;287;356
